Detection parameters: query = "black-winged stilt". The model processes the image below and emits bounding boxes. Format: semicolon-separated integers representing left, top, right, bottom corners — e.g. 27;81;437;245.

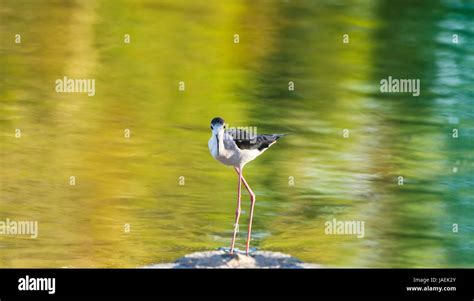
208;117;285;255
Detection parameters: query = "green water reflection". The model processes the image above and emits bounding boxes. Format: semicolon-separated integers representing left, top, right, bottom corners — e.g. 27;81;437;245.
0;0;473;267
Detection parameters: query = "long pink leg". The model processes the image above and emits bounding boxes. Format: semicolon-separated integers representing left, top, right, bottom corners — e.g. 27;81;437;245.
230;166;242;254
234;167;256;255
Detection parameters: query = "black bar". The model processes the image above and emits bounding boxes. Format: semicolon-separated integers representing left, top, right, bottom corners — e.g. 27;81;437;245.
0;269;473;299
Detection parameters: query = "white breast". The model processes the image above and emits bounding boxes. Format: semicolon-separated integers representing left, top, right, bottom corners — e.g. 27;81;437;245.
208;133;249;167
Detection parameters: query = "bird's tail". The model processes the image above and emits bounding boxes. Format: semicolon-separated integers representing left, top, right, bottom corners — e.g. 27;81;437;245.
274;133;289;140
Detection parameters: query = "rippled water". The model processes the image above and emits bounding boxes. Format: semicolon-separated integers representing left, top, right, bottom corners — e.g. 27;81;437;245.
1;0;473;267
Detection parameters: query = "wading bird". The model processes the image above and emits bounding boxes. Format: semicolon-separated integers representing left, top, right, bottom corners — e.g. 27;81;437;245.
208;117;284;255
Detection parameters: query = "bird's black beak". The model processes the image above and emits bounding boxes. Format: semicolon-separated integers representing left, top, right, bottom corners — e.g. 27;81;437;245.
215;134;219;155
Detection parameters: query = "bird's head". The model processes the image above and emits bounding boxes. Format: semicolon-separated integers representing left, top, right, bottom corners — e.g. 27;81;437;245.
210;117;226;136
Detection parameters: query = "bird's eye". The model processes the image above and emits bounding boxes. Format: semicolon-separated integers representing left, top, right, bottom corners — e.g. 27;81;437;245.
210;125;213;130
224;125;226;129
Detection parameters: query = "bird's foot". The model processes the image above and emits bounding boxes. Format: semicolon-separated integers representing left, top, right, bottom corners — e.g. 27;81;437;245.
218;247;257;256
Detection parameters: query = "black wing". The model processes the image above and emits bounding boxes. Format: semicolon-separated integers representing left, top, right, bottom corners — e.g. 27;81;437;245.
227;129;283;151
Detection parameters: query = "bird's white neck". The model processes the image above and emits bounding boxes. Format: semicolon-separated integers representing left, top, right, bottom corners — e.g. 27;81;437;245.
211;131;226;158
